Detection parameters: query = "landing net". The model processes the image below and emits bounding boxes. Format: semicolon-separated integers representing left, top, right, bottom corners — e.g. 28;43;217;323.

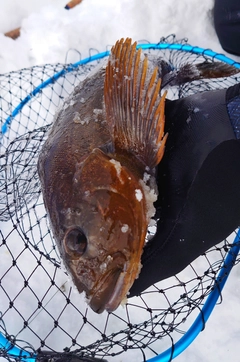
1;36;240;362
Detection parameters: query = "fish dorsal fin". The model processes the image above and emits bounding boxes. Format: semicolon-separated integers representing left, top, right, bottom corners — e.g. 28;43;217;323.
104;38;167;169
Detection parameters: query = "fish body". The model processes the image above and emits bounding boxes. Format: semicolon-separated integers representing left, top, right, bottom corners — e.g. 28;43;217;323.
38;38;167;313
37;38;239;314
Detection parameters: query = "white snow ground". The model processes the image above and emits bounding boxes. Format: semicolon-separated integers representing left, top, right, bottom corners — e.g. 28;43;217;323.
0;1;240;361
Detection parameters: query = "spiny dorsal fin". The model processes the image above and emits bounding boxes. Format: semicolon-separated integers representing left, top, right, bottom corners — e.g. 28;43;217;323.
104;37;167;169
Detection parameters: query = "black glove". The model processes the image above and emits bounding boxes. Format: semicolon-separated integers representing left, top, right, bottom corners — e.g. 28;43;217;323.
130;83;240;297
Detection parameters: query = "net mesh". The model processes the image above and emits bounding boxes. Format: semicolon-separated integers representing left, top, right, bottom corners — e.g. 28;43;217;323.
1;36;240;362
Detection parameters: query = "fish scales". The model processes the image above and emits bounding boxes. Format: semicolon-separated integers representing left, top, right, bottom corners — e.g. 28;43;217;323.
38;68;110;228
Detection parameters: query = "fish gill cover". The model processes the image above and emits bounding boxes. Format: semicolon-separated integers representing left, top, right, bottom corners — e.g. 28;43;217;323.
0;36;240;362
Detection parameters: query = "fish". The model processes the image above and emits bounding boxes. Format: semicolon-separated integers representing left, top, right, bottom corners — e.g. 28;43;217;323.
146;49;240;89
159;60;240;88
37;37;167;313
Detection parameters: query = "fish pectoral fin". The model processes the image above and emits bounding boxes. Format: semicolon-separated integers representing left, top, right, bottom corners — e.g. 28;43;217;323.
104;37;167;169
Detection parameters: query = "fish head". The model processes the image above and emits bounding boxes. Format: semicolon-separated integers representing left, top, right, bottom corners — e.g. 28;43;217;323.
60;148;148;313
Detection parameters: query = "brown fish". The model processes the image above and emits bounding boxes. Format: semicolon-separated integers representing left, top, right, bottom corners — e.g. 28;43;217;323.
37;38;167;313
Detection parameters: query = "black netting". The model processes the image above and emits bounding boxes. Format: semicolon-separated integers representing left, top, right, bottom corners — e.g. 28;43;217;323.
1;36;240;362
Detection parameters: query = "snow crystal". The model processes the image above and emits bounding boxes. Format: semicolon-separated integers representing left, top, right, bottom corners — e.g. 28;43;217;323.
148;218;156;227
93;108;103;122
52;104;62;125
93;108;102;115
194;107;200;113
135;189;143;202
99;262;107;273
143;172;151;183
139;178;158;221
109;158;123;182
121;224;129;233
73;112;90;125
69;99;76;107
106;255;113;263
120;296;128;307
73;112;82;124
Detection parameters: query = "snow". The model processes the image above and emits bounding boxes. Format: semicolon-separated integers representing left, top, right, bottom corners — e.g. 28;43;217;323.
73;111;83;124
121;224;129;233
1;1;240;361
139;178;158;221
109;159;122;178
0;0;239;74
135;188;143;202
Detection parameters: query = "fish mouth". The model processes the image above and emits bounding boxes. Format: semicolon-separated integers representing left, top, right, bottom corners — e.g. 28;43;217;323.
89;267;125;314
89;252;131;314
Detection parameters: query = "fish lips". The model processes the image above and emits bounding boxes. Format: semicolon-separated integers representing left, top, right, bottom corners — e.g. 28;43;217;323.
88;253;130;314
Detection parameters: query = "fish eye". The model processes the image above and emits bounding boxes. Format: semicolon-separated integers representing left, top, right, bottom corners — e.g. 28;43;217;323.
64;227;87;257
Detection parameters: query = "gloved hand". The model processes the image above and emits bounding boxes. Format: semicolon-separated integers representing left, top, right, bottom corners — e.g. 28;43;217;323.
130;83;240;297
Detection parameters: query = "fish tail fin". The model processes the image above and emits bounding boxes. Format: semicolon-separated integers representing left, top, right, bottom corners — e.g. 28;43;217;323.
196;61;240;79
104;38;167;169
165;61;240;88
